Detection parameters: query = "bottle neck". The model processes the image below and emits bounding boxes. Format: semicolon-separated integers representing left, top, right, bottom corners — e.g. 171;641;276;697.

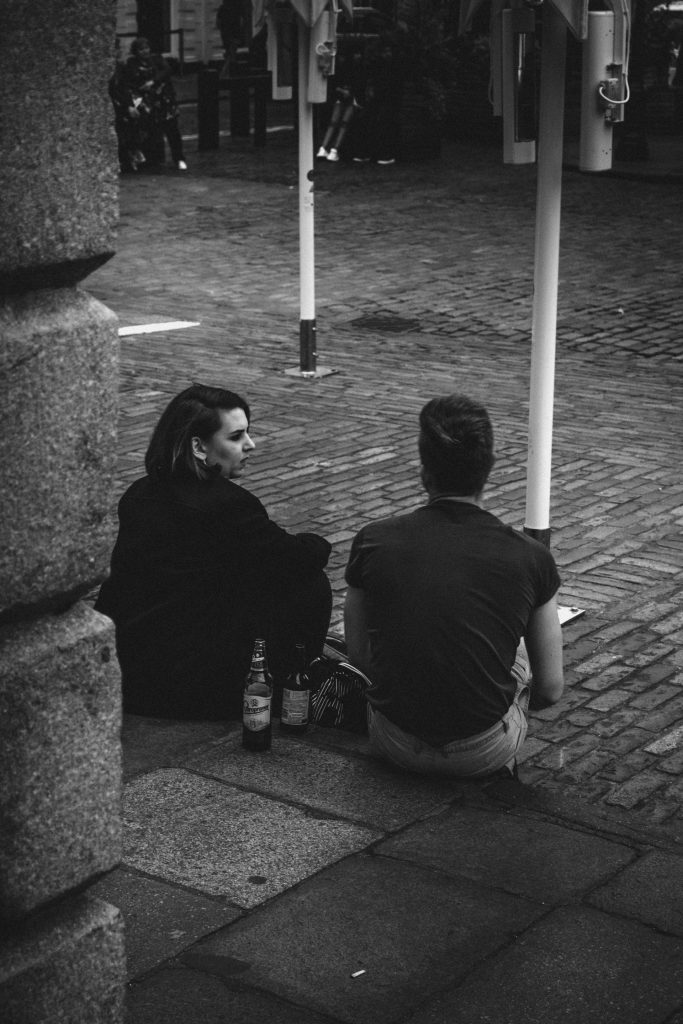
248;639;271;687
251;639;269;673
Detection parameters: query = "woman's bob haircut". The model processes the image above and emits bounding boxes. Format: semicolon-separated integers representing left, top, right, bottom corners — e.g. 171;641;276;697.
145;383;250;481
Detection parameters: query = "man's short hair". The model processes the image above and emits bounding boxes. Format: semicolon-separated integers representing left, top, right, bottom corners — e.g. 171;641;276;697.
418;395;495;496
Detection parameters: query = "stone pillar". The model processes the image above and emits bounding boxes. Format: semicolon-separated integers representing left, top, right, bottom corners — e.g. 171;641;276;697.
0;2;125;1021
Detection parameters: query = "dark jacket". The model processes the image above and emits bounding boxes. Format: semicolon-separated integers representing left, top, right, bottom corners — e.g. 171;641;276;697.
124;53;178;121
96;472;330;718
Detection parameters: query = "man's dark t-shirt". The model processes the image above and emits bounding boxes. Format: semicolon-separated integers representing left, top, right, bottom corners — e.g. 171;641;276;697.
345;499;560;746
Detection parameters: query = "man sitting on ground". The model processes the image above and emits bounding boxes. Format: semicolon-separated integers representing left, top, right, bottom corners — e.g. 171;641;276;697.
344;394;564;779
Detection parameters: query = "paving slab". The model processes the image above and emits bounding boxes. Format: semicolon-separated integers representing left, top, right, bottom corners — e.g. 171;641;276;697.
87;868;241;980
478;773;683;848
405;905;683;1024
588;848;683;937
122;768;380;908
185;727;460;830
375;803;636;903
125;966;343;1024
180;853;545;1024
121;714;233;781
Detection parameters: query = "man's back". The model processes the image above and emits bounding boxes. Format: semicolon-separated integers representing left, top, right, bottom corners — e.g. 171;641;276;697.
345;499;559;746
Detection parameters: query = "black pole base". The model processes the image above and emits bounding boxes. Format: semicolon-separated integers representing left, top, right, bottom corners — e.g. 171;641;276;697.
299;319;317;374
284;319;336;377
524;526;552;548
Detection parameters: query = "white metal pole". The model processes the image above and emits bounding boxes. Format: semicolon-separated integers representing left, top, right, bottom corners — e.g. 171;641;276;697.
579;11;616;172
298;17;317;373
524;2;567;546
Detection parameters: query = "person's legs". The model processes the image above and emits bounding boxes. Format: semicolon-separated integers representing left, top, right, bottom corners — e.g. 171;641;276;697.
319;100;343;153
350;104;371;161
330;101;356;153
115;116;134;172
259;571;333;682
374;105;400;163
164;117;185;165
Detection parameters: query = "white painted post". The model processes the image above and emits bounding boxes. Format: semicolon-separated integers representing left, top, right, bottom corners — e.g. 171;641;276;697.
298;16;317;374
524;1;567;547
579;11;616;172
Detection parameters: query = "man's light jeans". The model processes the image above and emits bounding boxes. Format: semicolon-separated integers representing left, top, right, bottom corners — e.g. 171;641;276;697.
367;645;531;779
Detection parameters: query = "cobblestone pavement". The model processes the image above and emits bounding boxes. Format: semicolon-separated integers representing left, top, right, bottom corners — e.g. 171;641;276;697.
87;128;683;835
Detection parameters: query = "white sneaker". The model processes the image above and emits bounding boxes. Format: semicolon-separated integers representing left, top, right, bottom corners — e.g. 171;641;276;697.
326;148;339;162
176;160;188;171
316;146;328;159
376;158;396;165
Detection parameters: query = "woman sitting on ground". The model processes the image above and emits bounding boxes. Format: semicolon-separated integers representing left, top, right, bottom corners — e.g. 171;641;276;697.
96;383;332;719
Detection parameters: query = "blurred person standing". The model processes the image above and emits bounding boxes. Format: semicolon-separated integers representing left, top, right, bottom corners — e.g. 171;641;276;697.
125;37;187;170
216;0;247;68
109;37;146;172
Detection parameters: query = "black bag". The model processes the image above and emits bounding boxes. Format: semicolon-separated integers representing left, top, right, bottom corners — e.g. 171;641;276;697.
308;655;371;734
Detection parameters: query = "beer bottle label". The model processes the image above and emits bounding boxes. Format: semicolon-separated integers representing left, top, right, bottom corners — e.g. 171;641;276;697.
243;694;271;731
282;688;309;725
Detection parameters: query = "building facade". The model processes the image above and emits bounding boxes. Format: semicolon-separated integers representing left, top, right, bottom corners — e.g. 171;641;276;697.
116;0;229;66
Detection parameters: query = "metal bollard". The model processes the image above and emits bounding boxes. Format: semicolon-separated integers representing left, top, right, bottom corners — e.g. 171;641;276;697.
197;68;219;150
230;81;250;137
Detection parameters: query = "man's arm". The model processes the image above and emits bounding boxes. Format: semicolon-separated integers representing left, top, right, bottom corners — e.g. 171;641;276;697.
525;593;564;709
344;586;373;678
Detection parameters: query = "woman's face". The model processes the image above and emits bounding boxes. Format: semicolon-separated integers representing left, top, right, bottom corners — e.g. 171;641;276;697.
199;407;255;480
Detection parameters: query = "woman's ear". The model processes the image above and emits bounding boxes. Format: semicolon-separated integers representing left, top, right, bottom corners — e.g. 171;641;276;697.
191;436;207;463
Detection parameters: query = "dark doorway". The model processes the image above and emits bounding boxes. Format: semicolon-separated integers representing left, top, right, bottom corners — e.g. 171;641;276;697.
136;0;171;54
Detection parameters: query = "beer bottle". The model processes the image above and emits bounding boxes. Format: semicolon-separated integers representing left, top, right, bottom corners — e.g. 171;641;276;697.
280;642;310;734
242;639;273;751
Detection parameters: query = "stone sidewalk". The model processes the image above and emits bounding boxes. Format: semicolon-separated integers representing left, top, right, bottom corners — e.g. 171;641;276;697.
89;714;683;1024
84;121;683;1023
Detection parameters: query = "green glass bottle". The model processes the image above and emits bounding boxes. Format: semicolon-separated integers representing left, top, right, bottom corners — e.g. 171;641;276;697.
280;643;310;734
